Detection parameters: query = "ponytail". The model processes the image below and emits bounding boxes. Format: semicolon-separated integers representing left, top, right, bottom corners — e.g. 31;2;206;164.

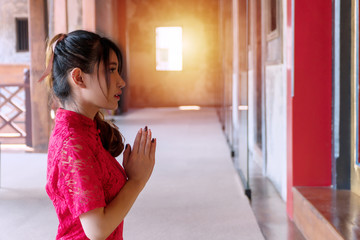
42;33;66;89
95;111;124;157
40;30;125;157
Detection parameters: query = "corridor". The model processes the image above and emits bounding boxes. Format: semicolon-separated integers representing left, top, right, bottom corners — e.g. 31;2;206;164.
0;108;264;240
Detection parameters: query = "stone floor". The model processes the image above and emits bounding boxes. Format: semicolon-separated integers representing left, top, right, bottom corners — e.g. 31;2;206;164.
249;159;306;240
0;108;264;240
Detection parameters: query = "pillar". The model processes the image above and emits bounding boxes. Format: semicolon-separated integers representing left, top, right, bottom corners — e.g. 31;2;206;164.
82;0;96;32
287;0;332;218
28;0;51;152
54;0;67;34
116;0;129;113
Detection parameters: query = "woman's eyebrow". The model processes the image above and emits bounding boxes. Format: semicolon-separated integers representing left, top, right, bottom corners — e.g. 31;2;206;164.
109;62;118;66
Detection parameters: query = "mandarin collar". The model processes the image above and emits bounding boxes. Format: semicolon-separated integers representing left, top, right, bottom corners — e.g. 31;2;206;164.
55;108;97;129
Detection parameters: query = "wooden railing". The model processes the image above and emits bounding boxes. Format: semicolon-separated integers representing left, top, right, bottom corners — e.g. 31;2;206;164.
0;68;32;146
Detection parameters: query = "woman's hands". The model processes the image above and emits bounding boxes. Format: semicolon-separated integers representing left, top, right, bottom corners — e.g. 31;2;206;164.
79;127;156;240
122;127;156;189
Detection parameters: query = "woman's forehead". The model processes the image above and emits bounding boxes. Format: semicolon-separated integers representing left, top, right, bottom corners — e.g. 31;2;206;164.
109;50;118;64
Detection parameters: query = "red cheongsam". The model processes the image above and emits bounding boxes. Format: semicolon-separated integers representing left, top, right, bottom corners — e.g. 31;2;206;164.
46;108;127;240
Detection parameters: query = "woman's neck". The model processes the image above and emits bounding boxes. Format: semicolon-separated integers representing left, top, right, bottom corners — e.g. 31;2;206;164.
62;101;98;120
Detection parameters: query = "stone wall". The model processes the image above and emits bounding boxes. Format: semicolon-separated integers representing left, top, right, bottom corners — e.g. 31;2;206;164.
0;0;30;64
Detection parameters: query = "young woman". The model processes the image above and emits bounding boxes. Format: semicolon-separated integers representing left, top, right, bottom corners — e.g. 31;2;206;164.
41;30;156;240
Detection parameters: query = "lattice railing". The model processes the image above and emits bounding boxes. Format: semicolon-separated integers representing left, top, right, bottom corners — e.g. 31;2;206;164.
0;69;31;145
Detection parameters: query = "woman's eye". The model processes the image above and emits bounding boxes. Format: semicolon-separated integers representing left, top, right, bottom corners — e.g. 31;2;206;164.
110;68;117;73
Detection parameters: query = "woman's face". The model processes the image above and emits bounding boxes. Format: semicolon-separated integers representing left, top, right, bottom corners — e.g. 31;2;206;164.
87;49;126;111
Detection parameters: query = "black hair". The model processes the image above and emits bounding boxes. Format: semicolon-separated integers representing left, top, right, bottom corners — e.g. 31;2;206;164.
45;30;124;157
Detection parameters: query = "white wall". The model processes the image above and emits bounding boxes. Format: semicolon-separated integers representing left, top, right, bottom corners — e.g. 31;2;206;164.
0;0;30;64
262;0;288;201
248;68;263;169
265;64;287;200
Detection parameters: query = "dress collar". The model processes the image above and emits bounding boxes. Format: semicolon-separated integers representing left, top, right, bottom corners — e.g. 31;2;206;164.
55;108;97;129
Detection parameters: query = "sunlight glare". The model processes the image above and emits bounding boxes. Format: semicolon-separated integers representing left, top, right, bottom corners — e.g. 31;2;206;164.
238;105;249;111
156;27;182;71
179;105;201;111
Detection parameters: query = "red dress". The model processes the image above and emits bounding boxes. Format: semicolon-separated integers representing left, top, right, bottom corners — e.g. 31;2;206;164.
46;108;127;240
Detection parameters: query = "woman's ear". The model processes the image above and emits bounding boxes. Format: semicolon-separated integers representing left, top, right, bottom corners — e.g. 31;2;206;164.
70;68;86;88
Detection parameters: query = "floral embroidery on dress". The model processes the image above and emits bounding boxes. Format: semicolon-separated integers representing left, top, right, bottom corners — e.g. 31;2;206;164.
46;109;127;240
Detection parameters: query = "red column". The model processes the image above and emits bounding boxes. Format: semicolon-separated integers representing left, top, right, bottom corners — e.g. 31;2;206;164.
287;0;333;218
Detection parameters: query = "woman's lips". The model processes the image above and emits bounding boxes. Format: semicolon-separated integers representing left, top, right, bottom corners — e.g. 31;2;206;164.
114;92;122;100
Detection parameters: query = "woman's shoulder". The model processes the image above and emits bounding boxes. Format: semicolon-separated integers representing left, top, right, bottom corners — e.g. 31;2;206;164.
50;125;93;146
48;125;98;162
47;131;99;176
53;116;98;140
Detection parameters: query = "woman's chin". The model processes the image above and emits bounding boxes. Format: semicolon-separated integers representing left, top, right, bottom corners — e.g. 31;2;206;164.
103;100;119;111
109;103;119;111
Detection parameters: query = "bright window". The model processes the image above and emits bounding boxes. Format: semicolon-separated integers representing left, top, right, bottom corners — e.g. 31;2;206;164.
156;27;182;71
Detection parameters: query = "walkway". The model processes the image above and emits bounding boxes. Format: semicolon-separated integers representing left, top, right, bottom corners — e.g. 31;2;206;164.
0;108;264;240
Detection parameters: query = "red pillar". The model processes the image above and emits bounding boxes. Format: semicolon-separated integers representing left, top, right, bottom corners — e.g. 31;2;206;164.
287;0;333;218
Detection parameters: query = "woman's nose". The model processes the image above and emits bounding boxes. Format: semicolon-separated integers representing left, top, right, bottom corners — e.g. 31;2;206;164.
118;76;126;89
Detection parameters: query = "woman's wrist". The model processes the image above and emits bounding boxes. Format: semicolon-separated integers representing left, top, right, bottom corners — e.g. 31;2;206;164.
126;178;147;193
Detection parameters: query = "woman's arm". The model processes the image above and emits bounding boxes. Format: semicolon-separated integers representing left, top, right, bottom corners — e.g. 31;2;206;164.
79;128;156;240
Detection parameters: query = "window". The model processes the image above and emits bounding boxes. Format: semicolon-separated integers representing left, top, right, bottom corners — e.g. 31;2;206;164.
16;18;29;52
265;0;282;63
269;0;277;32
156;27;182;71
266;0;280;40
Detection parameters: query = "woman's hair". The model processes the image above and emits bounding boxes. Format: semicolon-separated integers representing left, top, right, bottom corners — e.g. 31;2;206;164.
44;30;124;157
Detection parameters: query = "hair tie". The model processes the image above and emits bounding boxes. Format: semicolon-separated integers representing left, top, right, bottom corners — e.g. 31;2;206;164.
38;34;66;83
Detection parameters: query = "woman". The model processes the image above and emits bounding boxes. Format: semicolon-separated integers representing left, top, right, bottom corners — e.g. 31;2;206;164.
41;30;156;240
